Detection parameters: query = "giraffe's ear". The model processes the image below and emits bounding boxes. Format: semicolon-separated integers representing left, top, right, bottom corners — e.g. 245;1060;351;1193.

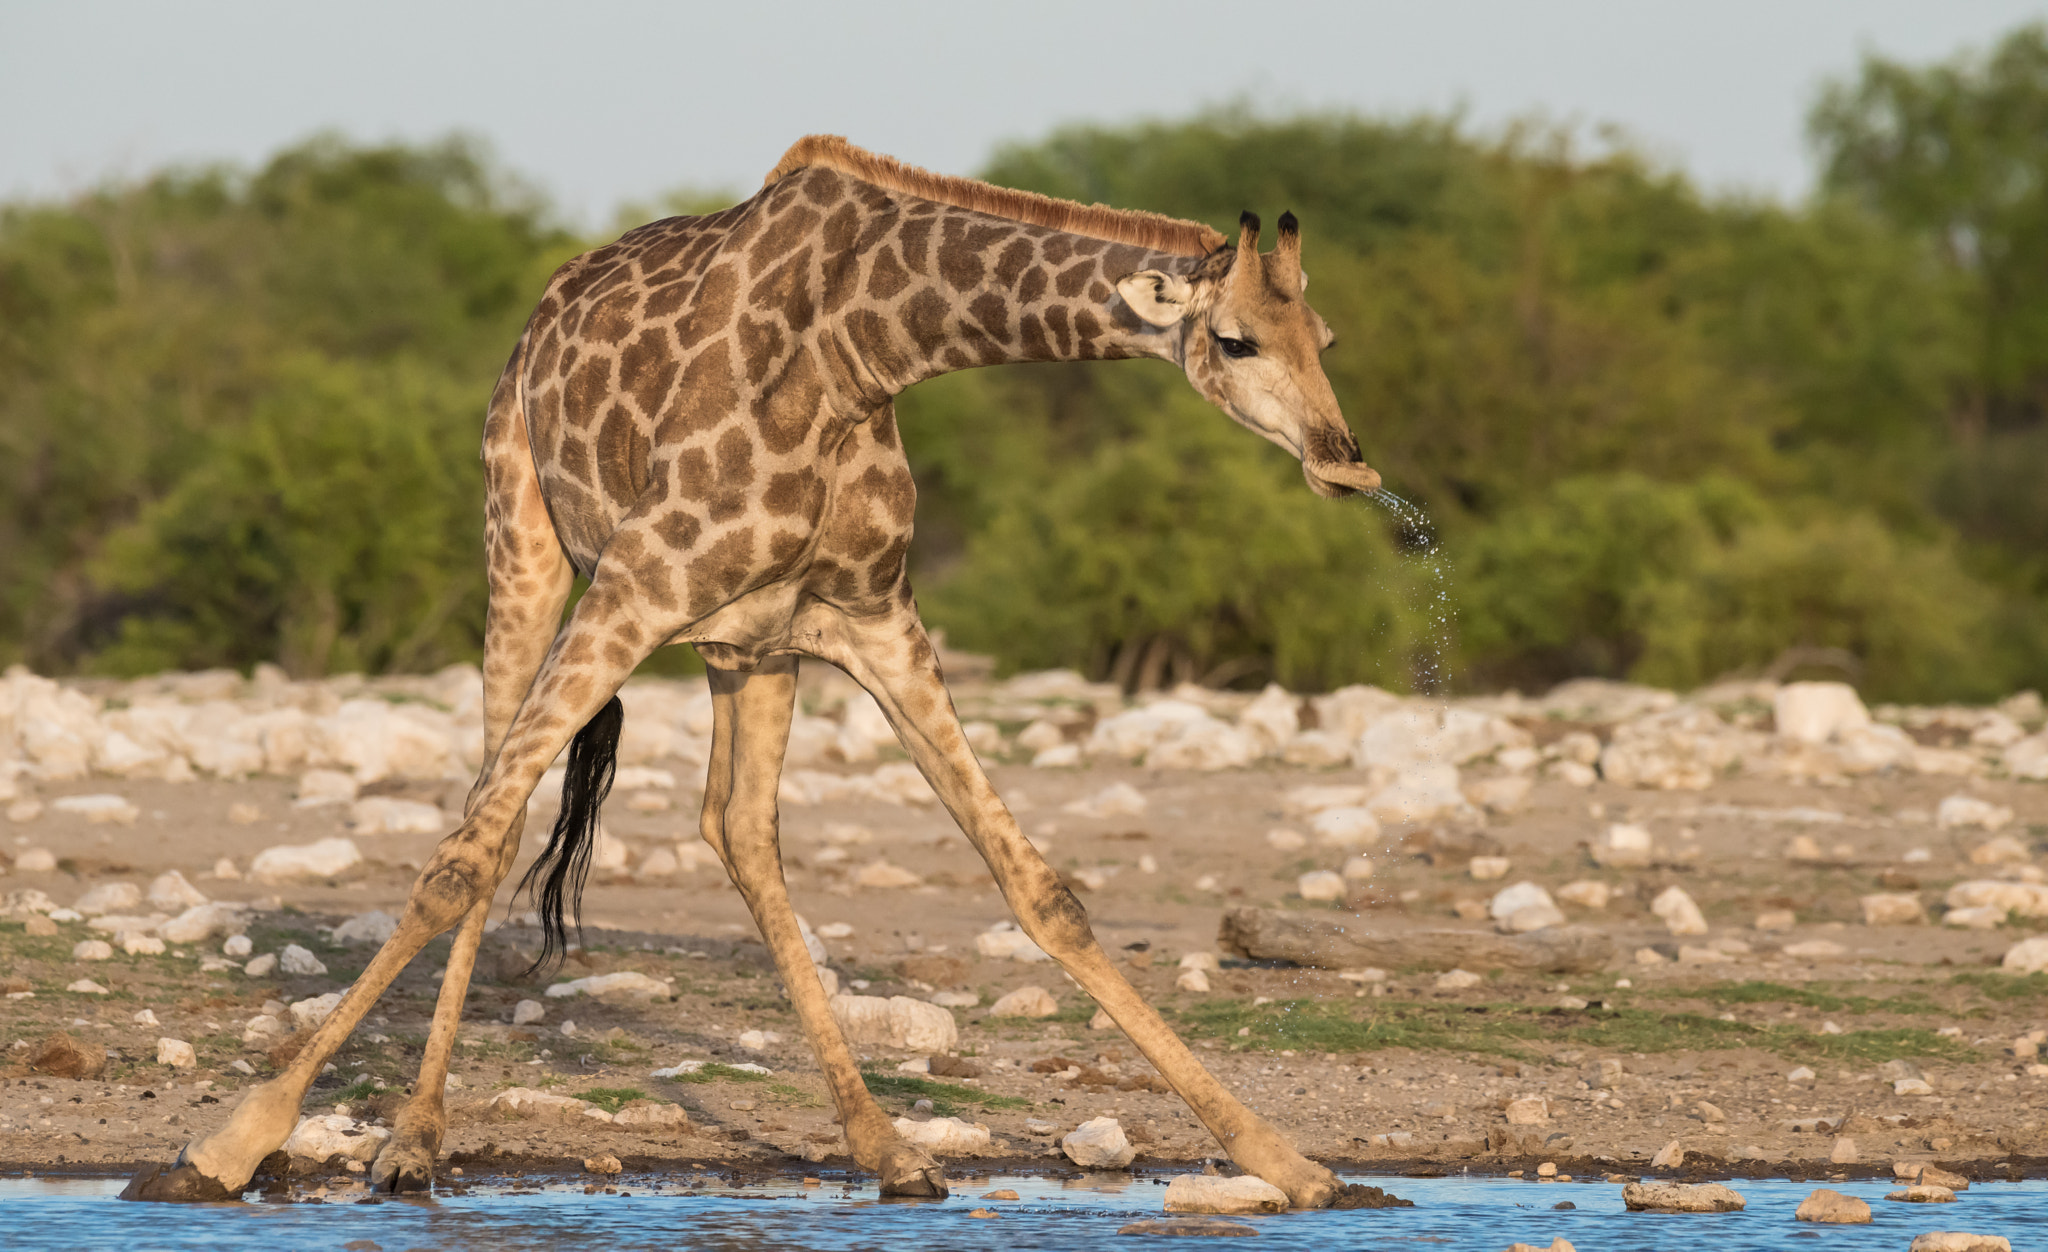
1115;270;1198;327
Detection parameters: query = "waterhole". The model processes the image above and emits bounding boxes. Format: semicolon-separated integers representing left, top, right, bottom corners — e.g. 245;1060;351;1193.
2;1170;2039;1250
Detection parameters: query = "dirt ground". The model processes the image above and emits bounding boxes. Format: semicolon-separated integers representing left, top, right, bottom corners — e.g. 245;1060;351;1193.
4;691;2048;1191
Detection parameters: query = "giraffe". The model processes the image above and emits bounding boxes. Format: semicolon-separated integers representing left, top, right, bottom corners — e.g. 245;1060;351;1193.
121;135;1384;1207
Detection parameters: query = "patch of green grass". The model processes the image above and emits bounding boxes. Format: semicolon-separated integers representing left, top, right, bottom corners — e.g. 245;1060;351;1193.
1952;971;2048;1001
1653;980;1946;1015
768;1083;821;1105
660;1063;772;1085
332;1079;382;1104
574;1086;647;1114
1170;997;1978;1064
860;1071;1031;1119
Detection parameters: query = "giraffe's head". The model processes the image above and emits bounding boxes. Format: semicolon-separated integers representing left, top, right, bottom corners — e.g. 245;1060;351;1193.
1117;212;1380;499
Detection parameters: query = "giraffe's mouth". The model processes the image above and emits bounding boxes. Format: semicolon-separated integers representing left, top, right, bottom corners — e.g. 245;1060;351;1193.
1303;457;1383;499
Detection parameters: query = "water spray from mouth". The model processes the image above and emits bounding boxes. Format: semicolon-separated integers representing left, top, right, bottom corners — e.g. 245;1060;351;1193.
1360;487;1450;696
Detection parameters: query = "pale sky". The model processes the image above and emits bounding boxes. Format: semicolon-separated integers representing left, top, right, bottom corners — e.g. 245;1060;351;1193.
4;0;2044;226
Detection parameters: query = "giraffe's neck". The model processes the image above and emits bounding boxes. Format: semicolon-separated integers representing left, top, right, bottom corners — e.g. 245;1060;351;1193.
851;205;1200;395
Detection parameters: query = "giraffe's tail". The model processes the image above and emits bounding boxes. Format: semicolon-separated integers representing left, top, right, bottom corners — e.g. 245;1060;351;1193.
516;696;624;975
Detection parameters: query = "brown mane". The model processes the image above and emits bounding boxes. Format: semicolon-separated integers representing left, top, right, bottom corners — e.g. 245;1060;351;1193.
763;134;1225;258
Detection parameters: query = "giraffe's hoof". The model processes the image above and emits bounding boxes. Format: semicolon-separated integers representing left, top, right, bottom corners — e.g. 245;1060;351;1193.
370;1137;439;1193
876;1143;949;1199
117;1160;239;1203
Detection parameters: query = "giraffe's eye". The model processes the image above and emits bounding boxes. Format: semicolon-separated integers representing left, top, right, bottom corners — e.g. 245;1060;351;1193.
1216;335;1257;359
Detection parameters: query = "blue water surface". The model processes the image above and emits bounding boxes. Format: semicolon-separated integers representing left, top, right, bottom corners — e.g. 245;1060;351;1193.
0;1171;2037;1251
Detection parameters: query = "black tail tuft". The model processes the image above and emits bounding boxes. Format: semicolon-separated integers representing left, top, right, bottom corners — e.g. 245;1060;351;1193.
516;696;623;976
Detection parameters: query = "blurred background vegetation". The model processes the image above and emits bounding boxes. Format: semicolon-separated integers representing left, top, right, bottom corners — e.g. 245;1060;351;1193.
3;26;2044;702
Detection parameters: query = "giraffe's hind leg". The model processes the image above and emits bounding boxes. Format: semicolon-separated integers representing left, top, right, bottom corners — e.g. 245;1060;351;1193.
817;605;1343;1209
697;655;946;1197
122;566;665;1202
372;416;572;1193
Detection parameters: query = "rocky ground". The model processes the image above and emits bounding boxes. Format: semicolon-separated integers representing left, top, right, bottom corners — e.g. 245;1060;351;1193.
2;662;2047;1193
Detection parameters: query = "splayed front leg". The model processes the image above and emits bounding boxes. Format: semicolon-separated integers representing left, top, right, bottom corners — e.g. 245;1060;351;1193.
368;1111;443;1194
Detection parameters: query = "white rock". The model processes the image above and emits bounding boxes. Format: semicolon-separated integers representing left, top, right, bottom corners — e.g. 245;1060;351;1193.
156;1037;196;1067
121;933;165;956
1366;763;1473;824
1280;784;1372;815
1465;774;1532;815
975;923;1049;963
222;933;253;958
249;837;363;883
284;1113;392;1163
1062;782;1148;818
1176;968;1212;993
1594;823;1654;868
50;794;139;824
892;1115;991;1154
1264;828;1307;852
1861;893;1926;926
737;1029;781;1050
487;1087;605;1121
1161;1173;1289;1214
1492;890;1566;933
545;971;672;1000
2001;935;2048;974
72;939;113;961
512;999;545;1025
816;921;854;939
12;846;55;870
1031;744;1081;768
853;860;923;889
1938;795;2015;831
1296;870;1345;902
1774;682;1870;744
2005;732;2048;780
1946;879;2048;917
1236;684;1301;754
1907;1234;2011;1252
347;796;445;836
1468;855;1510;881
1504;1096;1549;1125
243;953;279;977
828;993;958;1051
331;910;397;945
989;985;1059;1018
931;990;979;1007
1308;807;1382;846
278;943;327;976
1489;881;1556;921
1622;1180;1746;1212
612;1100;689;1130
1016;720;1066;754
211;857;240;881
289;992;343;1029
144;871;208;911
73;882;143;916
1894;1077;1935;1096
1555;880;1611;909
1061;1116;1135;1168
1435;968;1482;991
293;769;358;808
1783;940;1848;960
1944;905;2006;930
1341;855;1375;881
1652;885;1709;936
65;978;109;994
132;1009;159;1026
1969;834;2031;865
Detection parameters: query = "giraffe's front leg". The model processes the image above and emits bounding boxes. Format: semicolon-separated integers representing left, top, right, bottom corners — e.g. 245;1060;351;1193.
369;893;498;1192
699;655;946;1198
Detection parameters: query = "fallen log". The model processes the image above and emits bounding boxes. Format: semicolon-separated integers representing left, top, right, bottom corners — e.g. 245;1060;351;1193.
1217;907;1614;974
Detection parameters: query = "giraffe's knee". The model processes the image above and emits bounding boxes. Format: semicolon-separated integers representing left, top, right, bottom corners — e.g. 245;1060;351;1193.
407;854;490;934
1019;879;1094;955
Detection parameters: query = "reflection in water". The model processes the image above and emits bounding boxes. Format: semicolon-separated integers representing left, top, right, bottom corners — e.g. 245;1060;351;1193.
0;1172;2041;1252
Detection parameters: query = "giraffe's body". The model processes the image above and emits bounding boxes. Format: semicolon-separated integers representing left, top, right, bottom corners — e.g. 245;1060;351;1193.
123;137;1382;1208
